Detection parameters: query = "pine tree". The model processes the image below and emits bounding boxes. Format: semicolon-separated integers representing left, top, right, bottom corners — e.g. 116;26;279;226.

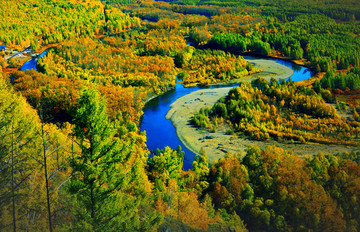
69;87;159;231
192;148;210;192
148;146;184;190
313;79;321;93
0;79;39;231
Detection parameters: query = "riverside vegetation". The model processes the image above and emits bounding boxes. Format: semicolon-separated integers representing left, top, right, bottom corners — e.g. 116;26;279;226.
1;0;360;231
192;77;360;146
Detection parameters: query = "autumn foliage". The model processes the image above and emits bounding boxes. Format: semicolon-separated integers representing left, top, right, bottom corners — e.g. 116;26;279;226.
193;77;359;146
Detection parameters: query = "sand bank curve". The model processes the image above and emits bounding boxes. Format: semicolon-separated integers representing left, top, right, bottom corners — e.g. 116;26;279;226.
166;58;355;162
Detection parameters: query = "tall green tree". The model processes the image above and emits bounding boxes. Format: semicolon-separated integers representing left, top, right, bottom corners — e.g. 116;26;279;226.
0;79;39;231
148;146;184;191
192;148;210;192
69;87;160;231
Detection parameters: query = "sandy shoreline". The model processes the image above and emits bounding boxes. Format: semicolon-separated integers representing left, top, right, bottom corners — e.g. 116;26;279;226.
166;59;357;162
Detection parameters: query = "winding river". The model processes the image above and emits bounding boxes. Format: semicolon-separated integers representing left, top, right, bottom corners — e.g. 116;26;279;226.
20;52;314;170
20;51;47;71
140;56;315;170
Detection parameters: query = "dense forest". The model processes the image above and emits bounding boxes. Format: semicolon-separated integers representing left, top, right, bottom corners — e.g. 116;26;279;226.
1;0;360;231
193;78;360;145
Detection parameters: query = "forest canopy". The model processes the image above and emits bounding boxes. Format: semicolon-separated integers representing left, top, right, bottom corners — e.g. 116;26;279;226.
1;0;360;231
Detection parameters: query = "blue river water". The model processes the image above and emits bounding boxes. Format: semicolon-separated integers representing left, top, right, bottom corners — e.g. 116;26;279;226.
140;56;315;170
20;51;47;71
269;57;314;82
19;52;314;170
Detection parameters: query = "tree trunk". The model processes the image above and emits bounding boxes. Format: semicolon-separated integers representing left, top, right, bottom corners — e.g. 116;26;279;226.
42;124;53;232
11;123;16;232
91;183;95;220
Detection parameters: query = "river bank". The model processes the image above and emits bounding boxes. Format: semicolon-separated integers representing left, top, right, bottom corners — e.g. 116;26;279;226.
166;58;355;162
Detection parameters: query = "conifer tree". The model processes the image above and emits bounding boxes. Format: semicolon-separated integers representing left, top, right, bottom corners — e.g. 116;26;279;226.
192;148;210;192
69;87;160;231
0;79;38;231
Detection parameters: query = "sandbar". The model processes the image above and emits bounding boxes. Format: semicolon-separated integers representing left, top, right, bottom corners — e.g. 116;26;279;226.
166;58;356;162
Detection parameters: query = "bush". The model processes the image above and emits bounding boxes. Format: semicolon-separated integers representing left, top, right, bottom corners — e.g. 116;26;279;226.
319;89;332;102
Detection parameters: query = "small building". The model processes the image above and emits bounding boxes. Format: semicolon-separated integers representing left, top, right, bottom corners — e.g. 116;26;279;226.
0;45;5;52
